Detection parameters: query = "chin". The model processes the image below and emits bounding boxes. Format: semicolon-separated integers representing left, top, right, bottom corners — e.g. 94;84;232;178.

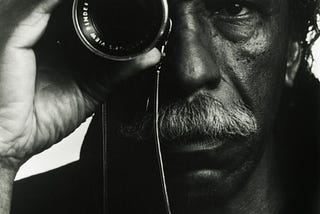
164;136;264;210
172;163;254;198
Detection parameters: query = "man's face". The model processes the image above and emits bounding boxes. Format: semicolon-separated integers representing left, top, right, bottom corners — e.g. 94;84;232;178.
111;0;292;210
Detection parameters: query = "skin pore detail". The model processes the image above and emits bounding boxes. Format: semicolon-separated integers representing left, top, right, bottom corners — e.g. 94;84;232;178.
108;0;295;213
0;0;318;213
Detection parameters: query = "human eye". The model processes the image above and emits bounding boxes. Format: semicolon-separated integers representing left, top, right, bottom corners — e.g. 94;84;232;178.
205;1;259;21
203;1;263;42
213;3;249;17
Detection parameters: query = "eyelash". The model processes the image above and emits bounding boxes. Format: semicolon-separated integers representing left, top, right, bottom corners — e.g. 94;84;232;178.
206;1;257;19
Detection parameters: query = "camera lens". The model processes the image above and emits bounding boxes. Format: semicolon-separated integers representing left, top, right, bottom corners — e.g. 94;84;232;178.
73;0;169;60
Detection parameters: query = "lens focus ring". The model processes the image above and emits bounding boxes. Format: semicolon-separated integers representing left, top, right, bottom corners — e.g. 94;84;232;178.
72;0;169;61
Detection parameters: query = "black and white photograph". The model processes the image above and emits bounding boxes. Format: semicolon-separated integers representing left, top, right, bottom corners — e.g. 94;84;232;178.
0;0;320;213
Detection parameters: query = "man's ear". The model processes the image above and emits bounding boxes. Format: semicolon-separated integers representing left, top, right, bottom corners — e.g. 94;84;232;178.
286;41;302;87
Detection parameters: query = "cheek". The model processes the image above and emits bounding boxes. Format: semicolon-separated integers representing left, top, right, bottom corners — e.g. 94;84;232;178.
245;33;287;106
220;20;289;129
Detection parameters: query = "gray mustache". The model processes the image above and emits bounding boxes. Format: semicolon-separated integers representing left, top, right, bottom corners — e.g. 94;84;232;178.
120;93;258;143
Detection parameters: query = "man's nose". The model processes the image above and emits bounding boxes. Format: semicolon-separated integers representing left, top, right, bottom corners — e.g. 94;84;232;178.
161;3;221;99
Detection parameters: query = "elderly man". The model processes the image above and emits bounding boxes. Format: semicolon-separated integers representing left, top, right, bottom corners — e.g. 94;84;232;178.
0;0;319;213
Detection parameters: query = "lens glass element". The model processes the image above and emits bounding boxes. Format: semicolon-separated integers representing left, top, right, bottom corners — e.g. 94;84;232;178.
73;0;167;60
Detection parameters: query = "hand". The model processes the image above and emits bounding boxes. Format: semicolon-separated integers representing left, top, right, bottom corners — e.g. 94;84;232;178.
0;0;161;170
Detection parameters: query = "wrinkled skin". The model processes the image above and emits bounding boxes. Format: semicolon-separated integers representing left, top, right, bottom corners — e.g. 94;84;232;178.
110;0;296;213
0;0;299;213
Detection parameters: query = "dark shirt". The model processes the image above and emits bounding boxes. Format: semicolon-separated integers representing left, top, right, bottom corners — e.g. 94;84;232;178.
11;111;165;214
11;112;104;214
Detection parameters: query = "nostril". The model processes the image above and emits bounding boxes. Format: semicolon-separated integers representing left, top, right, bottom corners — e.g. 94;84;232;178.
204;69;222;90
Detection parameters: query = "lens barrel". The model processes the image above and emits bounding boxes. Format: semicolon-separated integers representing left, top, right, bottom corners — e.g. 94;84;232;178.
72;0;169;61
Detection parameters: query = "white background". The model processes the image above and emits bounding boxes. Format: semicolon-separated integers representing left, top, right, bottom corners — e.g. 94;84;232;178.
15;36;320;181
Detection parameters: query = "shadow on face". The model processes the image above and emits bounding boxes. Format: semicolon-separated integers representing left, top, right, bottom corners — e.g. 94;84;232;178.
106;0;299;212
